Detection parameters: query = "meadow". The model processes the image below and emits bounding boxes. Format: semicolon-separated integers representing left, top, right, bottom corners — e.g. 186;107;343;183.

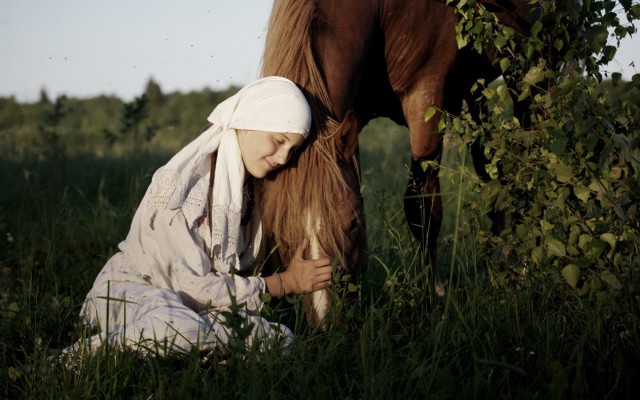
1;87;639;399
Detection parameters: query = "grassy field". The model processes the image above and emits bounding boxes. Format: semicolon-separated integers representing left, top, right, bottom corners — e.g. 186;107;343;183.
1;114;639;399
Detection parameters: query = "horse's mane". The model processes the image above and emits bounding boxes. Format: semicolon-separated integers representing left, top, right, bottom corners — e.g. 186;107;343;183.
259;0;352;267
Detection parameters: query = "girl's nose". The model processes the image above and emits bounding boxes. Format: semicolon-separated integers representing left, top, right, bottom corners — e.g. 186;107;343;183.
276;148;290;164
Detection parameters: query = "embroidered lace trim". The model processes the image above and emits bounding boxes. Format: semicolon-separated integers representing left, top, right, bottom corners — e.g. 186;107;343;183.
147;167;242;274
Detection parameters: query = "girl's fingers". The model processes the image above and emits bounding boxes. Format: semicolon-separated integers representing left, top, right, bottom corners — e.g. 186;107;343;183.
316;270;332;279
308;258;332;268
314;271;332;282
317;267;333;276
294;238;309;259
310;281;331;291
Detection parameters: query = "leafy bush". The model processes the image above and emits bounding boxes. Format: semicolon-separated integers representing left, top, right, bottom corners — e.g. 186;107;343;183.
439;0;640;310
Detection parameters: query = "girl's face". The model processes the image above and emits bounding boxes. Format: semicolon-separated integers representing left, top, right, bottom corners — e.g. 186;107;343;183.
236;129;305;178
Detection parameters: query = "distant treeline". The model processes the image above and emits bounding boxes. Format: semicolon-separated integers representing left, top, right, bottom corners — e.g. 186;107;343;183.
0;79;241;159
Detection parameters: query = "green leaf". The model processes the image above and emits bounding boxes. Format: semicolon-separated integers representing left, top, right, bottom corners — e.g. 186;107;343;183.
574;186;591;203
420;159;438;172
578;234;591;250
456;32;468;49
532;246;545;266
540;219;554;232
496;84;508;101
523;42;535;59
480;179;502;203
585;239;607;258
518;86;531;102
562;264;580;288
553;39;564;52
523;66;545;86
600;271;622;290
552;163;573;183
424;107;437;123
600;233;616;248
608;166;622;180
547;239;567;258
603;46;617;63
531;21;543;37
470;22;484;34
494;35;507;50
589;28;609;53
588;179;606;195
452;117;462;131
260;292;273;303
500;58;511;73
548;127;568;155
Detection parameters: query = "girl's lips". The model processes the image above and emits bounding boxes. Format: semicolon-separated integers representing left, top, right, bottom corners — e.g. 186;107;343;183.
265;159;277;170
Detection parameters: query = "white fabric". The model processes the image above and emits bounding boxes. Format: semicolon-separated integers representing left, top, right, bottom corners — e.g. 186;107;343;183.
148;76;311;272
76;283;292;357
77;77;311;356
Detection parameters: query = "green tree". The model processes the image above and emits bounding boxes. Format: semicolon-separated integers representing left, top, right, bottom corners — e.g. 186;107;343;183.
0;97;24;130
105;93;158;151
37;95;68;158
145;77;165;107
38;88;51;105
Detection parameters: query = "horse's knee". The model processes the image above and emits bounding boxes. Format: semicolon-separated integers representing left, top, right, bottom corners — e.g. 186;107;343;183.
410;137;442;161
403;88;445;161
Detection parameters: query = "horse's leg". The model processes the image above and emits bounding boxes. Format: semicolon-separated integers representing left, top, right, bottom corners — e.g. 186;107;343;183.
375;0;457;298
402;77;451;298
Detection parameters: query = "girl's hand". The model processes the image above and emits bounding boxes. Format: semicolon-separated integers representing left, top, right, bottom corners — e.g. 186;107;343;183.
281;239;333;295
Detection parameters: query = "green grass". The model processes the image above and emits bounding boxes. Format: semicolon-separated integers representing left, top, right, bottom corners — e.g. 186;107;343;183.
1;118;639;399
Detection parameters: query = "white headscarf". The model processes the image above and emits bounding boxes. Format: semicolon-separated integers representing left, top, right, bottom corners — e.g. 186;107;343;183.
147;76;311;272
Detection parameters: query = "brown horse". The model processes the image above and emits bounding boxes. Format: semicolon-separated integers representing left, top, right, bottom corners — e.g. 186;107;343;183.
258;0;535;327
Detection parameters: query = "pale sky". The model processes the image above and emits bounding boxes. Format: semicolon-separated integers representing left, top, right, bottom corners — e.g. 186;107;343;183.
1;0;638;103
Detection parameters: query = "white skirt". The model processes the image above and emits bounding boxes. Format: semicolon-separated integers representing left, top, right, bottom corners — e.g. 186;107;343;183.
75;278;292;357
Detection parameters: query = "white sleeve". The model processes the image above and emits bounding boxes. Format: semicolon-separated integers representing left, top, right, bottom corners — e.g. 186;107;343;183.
121;189;265;312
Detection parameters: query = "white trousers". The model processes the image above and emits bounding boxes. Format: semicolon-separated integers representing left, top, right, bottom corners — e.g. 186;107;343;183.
75;281;292;356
